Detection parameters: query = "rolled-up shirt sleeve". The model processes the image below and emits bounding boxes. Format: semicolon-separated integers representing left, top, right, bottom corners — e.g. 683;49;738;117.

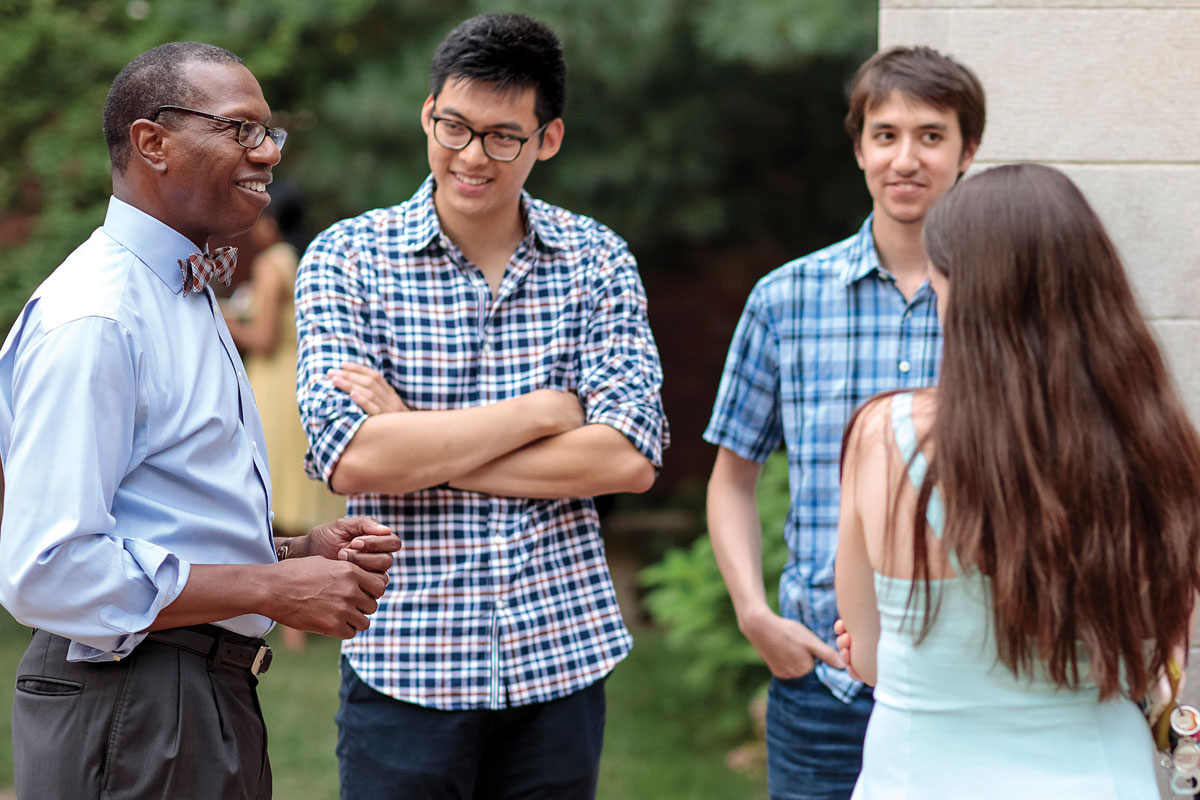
295;226;373;485
0;315;189;659
578;238;668;468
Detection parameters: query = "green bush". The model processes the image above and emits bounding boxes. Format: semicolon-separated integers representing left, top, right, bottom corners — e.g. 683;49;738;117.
638;451;790;738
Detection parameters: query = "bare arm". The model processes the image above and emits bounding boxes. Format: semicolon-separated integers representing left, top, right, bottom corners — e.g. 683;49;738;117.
834;408;882;686
329;389;585;495
449;423;655;499
155;515;399;638
150;559;386;639
707;447;843;677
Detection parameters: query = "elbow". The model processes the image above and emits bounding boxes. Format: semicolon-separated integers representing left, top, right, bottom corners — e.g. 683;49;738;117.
328;455;368;495
618;455;657;495
0;571;39;631
0;576;18;622
329;446;434;495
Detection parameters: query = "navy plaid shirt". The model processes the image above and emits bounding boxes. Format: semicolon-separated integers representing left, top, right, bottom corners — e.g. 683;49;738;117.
704;215;941;702
296;176;667;709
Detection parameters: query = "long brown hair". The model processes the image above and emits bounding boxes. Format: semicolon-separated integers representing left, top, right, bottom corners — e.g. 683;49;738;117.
915;163;1200;698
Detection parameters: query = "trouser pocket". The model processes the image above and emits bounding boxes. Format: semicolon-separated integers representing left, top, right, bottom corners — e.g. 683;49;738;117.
16;675;84;696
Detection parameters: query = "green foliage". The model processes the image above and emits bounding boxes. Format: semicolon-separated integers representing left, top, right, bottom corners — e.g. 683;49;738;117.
639;451;791;737
0;0;875;333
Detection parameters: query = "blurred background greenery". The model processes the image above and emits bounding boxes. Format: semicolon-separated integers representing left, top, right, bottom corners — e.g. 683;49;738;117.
0;0;877;795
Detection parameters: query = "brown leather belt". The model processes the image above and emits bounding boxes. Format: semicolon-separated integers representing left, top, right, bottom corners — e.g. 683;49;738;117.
146;623;272;675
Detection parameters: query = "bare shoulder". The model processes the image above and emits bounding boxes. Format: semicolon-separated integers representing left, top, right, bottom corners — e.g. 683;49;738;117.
909;388;938;445
844;393;898;465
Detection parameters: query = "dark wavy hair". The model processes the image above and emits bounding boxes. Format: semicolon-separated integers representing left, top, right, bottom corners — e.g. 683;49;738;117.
103;42;242;172
429;13;565;126
886;163;1200;699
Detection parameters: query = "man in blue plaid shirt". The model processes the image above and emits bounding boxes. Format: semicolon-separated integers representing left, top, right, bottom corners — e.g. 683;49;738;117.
704;48;986;800
295;13;667;800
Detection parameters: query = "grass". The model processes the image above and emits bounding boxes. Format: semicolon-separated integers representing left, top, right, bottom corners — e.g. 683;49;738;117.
0;613;765;799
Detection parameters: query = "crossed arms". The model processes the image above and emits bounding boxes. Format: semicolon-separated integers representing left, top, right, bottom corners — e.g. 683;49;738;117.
325;365;655;499
295;226;666;502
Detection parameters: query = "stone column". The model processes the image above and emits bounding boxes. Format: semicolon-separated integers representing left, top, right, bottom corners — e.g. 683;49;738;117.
879;2;1200;794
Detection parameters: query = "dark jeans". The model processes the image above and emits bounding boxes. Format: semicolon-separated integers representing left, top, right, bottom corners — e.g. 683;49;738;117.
336;657;606;800
765;671;874;800
13;628;270;800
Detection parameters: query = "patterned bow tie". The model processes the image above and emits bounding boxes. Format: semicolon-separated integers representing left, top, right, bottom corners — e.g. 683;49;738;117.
178;246;238;295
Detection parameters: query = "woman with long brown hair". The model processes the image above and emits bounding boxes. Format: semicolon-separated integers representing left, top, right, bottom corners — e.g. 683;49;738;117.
834;162;1200;797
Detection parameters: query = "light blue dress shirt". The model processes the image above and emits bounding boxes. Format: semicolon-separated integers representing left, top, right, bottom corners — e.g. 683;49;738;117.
0;197;275;662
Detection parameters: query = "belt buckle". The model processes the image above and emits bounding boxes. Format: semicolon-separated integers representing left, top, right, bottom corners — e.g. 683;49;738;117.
250;645;272;676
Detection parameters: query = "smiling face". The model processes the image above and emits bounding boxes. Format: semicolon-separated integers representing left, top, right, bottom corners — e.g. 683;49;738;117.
855;90;977;229
421;77;562;237
158;61;280;249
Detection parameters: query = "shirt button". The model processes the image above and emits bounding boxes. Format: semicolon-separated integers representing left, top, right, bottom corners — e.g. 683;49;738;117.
898;360;912;373
252;441;259;452
496;597;506;609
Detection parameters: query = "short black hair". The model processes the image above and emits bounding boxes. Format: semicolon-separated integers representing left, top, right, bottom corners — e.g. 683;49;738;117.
103;42;243;172
429;14;566;125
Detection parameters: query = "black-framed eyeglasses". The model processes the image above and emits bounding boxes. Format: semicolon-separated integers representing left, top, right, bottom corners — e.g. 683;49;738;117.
429;115;547;162
154;105;288;150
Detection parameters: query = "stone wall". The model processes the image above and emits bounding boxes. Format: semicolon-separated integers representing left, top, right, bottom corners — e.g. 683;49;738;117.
880;0;1200;417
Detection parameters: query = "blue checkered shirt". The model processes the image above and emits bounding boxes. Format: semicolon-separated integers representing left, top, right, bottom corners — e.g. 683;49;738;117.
703;215;941;702
296;176;667;710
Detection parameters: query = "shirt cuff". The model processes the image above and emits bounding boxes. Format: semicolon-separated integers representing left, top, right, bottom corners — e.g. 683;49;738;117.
68;543;191;663
588;404;665;469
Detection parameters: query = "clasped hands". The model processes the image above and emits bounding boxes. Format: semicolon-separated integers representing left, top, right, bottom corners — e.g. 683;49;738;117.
273;516;401;639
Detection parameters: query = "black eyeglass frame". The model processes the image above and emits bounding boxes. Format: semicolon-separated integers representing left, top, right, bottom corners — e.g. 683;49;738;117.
429;114;549;163
153;105;287;150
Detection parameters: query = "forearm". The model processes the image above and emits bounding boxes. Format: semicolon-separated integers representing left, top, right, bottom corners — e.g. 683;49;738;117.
272;534;312;559
329;392;576;495
449;423;656;499
834;564;879;686
150;563;276;630
706;470;774;629
834;421;881;685
154;554;389;640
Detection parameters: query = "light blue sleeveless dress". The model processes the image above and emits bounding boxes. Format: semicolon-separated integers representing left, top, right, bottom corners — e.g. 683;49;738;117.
850;393;1159;799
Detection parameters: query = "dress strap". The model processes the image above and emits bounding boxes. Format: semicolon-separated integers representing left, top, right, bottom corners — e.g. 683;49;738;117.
890;393;962;573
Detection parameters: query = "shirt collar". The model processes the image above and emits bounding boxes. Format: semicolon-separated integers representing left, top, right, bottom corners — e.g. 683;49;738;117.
101;197;203;296
836;213;885;286
396;175;570;254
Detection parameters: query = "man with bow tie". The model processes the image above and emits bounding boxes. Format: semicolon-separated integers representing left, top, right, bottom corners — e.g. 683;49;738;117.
0;42;399;800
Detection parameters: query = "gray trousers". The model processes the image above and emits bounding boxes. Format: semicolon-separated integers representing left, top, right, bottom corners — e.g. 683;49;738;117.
13;628;272;800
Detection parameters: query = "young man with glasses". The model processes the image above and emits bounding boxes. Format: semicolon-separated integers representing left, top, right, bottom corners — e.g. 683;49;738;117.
704;47;986;800
295;13;667;799
0;42;398;799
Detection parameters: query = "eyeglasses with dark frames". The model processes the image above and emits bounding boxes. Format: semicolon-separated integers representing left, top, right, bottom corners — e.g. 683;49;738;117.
153;106;288;150
429;115;548;162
